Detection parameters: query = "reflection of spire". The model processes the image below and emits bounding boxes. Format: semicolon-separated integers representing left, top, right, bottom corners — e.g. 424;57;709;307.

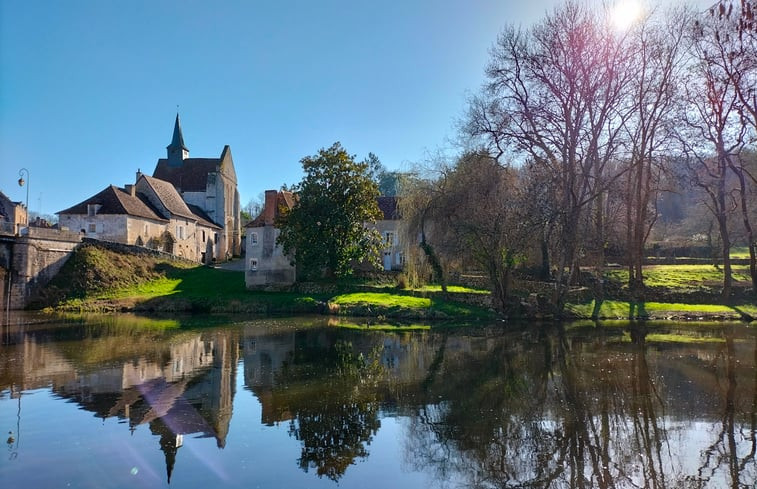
154;418;183;484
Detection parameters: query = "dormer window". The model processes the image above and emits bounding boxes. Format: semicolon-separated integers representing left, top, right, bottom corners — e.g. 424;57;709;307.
87;204;101;216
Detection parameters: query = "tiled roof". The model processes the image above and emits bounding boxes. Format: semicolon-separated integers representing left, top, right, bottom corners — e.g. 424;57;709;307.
377;196;400;220
57;185;167;221
153;158;219;192
248;190;296;227
186;204;222;229
140;175;197;220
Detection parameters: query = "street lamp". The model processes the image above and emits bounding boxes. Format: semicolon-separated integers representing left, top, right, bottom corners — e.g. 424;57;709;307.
18;168;29;225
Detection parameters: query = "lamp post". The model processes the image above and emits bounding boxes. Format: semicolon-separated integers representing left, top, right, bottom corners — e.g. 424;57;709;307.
18;168;29;226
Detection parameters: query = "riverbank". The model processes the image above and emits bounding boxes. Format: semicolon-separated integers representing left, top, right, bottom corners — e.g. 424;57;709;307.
29;243;757;323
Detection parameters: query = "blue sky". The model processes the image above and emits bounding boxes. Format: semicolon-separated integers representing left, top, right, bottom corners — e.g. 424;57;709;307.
0;0;707;216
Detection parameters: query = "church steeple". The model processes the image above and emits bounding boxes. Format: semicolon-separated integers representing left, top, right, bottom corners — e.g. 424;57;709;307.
166;113;189;165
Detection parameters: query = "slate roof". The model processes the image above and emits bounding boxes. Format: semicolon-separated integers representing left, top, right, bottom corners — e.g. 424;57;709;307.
168;113;188;152
140;175;200;221
57;185;166;221
377;196;400;220
153;158;220;192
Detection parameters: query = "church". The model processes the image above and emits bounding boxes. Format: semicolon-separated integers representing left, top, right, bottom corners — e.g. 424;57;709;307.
152;114;242;258
58;115;242;262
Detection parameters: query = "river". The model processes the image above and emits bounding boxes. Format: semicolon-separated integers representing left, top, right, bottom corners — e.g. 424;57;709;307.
0;312;755;488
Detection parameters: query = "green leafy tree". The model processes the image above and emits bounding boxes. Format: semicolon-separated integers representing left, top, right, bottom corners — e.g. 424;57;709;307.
278;142;383;279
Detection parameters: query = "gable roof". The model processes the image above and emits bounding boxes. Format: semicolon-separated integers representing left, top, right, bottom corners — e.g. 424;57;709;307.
377;196;400;220
57;185;166;221
139;175;198;221
153;158;220;192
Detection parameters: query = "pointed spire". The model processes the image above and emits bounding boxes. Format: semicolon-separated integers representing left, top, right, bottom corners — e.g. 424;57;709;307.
166;113;189;164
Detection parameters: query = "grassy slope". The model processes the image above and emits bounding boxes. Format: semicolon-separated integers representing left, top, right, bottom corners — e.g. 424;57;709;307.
39;244;489;319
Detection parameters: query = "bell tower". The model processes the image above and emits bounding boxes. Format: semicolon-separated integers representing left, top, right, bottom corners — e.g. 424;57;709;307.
166;113;189;166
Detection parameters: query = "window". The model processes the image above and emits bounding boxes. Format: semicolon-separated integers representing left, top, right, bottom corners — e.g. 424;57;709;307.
144;224;149;235
251;232;258;245
87;204;99;217
202;230;206;242
176;225;185;240
88;223;96;233
385;232;394;247
249;258;258;271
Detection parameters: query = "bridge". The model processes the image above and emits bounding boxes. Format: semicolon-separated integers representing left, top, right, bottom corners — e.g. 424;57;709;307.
1;225;82;310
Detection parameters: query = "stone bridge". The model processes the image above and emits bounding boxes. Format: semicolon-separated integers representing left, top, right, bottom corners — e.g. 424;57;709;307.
0;226;82;310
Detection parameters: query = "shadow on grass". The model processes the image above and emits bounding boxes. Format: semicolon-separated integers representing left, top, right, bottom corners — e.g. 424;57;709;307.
728;305;755;321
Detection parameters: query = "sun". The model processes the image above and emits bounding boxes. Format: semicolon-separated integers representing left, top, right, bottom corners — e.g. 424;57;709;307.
610;0;643;31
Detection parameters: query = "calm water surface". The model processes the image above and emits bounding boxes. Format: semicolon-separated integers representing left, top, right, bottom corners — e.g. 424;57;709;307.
0;313;755;488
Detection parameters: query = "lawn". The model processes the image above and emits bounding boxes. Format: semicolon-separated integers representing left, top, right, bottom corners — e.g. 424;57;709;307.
567;299;757;319
605;264;752;289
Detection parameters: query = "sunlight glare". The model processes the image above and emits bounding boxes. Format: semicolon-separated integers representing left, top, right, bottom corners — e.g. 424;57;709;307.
611;0;643;31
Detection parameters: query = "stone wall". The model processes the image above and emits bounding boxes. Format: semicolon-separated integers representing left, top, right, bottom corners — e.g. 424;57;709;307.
9;233;81;309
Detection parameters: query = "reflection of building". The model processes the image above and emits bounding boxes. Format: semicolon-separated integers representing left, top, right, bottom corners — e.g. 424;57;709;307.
0;329;238;483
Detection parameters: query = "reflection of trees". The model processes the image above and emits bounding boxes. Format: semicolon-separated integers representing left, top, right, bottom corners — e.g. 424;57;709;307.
696;326;756;488
277;337;384;481
404;325;711;488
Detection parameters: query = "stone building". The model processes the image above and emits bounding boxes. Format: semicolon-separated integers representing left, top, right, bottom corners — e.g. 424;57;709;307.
245;189;296;289
0;190;27;234
244;192;402;288
152;114;242;259
58;172;221;263
375;196;402;271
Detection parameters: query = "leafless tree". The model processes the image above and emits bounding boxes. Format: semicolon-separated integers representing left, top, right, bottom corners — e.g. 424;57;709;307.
622;6;690;295
466;1;634;312
677;4;754;301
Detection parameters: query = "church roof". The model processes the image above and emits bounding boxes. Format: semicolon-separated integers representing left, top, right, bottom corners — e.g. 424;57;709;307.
167;113;188;152
57;185;167;222
153;158;220;192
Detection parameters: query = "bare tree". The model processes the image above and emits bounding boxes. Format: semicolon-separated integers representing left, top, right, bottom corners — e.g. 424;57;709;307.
622;6;690;296
466;1;634;312
677;4;754;301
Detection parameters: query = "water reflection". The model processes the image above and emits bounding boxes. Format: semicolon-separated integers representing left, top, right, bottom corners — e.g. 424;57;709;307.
0;314;755;488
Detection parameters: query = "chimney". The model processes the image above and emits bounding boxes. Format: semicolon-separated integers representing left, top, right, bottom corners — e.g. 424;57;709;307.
264;190;278;226
125;184;136;196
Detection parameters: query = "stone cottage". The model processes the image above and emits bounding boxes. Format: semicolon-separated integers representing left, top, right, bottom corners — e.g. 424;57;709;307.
58;172;221;263
244;192;402;288
245;190;296;289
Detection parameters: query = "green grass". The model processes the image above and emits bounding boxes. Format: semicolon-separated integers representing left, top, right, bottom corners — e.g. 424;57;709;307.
415;285;490;294
331;292;432;308
329;291;494;320
730;247;751;259
605;264;752;289
567;299;752;319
